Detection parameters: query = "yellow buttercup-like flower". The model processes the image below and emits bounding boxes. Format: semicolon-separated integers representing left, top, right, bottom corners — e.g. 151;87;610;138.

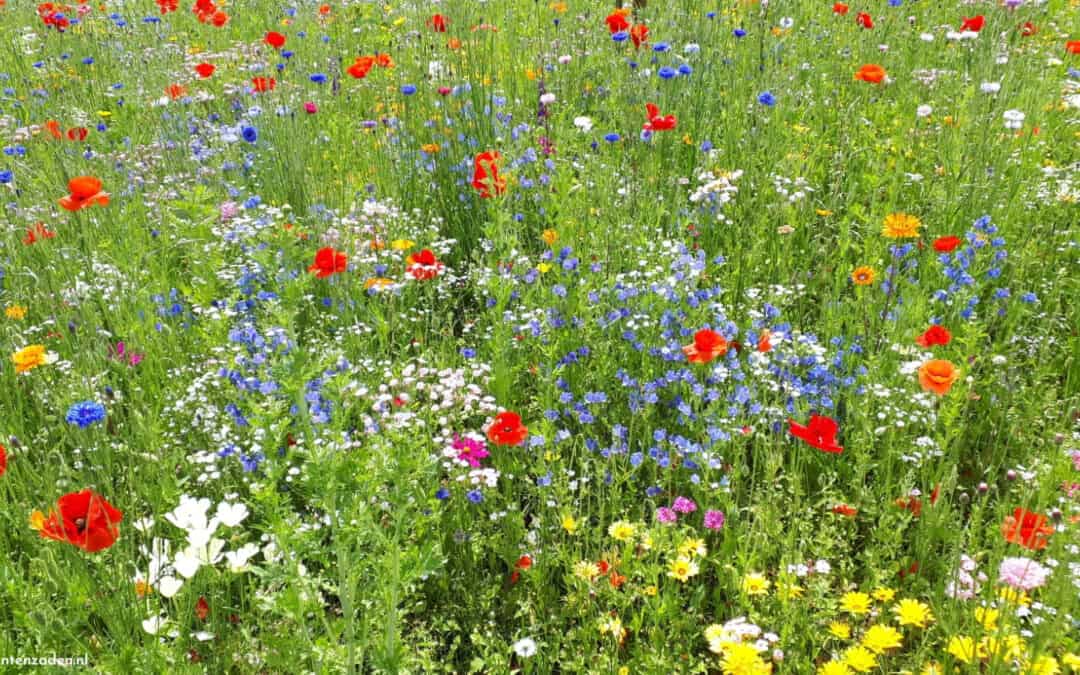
573;560;600;581
818;662;851;675
946;636;982;664
840;592;872;615
5;305;26;320
861;624;902;654
560;513;578;534
973;606;998;631
678;538;707;558
842;646;877;673
893;598;934;628
542;229;558;246
871;587;896;603
828;622;852;640
719;641;772;675
390;239;415;251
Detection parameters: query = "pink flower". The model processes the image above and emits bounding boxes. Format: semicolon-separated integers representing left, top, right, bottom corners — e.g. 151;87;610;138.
304;101;318;114
672;496;697;514
452;434;489;468
703;510;725;530
998;557;1051;590
655;507;677;524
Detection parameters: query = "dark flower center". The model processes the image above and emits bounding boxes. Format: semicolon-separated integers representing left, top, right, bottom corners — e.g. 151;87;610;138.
74;517;87;532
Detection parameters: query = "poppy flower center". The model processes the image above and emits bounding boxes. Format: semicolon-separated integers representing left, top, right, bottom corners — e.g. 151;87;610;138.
74;517;87;532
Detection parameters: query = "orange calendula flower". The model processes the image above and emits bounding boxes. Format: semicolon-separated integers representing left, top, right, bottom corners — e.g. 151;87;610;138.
851;266;876;286
12;344;55;373
918;359;959;396
882;212;921;238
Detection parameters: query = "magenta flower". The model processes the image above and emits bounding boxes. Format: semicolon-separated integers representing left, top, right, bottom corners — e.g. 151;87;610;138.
452;434;489;468
672;497;697;514
655;507;677;524
703;510;725;530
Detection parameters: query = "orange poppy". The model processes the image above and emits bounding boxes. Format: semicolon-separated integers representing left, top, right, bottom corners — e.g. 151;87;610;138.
1067;40;1080;55
854;64;886;84
917;359;958;396
44;119;63;139
251;77;276;93
348;56;375;79
165;83;187;100
59;176;110;211
1002;507;1053;550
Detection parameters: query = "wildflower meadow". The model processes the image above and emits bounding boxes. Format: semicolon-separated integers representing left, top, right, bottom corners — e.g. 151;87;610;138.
2;0;1079;672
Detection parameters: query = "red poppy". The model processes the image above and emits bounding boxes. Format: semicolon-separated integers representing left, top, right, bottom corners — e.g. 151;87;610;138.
1067;41;1080;55
375;53;395;68
472;151;507;198
211;10;229;27
896;495;923;518
854;64;886;84
0;443;6;478
1020;22;1037;37
59;176;110;212
251;77;276;93
932;235;961;252
643;103;676;132
265;31;286;49
38;3;70;31
487;411;528;446
605;10;630;34
23;222;56;245
406;248;445;281
348;56;375;79
898;560;919;580
630;23;649;49
757;330;772;353
155;0;178;13
832;504;857;517
855;12;873;29
596;560;610;575
915;325;951;348
682;328;727;364
609;571;627;589
1002;507;1053;550
428;14;448;32
195;596;210;621
192;0;215;22
319;4;331;15
37;489;123;553
515;555;532;570
960;15;985;33
788;414;843;454
194;63;216;78
165;83;187;100
832;2;849;15
308;247;347;278
66;127;88;141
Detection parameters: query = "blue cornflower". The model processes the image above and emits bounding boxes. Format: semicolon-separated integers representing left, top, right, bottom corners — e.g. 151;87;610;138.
466;490;484;504
758;91;776;106
603;133;621;143
658;66;677;79
401;84;417;95
435;488;451;500
612;31;629;42
241;126;258;143
66;401;106;428
0;170;12;184
310;73;327;83
733;28;747;38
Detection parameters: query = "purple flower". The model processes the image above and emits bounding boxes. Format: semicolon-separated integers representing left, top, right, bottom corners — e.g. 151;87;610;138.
703;510;725;530
672;496;697;514
655;507;677;524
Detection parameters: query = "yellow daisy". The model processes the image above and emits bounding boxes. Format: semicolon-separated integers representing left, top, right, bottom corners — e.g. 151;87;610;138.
893;598;934;629
861;624;903;654
839;592;872;616
741;572;771;596
842;646;877;673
